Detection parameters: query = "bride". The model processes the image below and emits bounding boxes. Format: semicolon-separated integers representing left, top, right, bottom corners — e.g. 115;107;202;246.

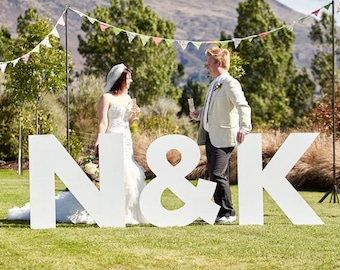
8;63;148;225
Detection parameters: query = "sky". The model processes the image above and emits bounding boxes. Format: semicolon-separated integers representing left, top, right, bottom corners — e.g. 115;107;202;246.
277;0;340;23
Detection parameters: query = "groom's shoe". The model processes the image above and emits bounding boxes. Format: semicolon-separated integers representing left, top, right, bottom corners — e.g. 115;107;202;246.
215;215;237;224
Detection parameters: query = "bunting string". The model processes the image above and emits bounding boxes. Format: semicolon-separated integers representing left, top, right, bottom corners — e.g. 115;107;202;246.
0;2;336;74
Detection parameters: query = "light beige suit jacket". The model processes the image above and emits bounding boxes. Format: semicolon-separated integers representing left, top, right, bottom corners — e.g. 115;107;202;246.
197;72;252;147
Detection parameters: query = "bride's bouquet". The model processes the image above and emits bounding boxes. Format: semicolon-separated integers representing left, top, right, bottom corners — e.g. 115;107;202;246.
77;156;100;188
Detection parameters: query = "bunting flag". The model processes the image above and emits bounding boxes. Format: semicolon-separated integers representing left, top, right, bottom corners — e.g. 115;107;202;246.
99;22;110;31
0;11;66;73
0;63;7;73
139;34;150;45
21;54;30;64
126;31;137;43
41;37;52;48
67;2;333;52
0;2;335;74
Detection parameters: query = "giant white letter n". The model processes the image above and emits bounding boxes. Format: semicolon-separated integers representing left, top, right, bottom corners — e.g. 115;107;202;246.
238;133;323;225
29;134;125;229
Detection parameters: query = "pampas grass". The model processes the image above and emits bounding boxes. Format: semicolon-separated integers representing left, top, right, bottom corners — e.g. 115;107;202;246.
134;130;340;191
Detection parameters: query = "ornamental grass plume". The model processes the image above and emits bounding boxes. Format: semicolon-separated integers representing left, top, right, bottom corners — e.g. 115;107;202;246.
133;130;340;191
287;133;340;191
255;131;339;191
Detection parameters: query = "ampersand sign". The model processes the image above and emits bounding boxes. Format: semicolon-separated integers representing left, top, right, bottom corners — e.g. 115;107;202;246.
139;135;219;227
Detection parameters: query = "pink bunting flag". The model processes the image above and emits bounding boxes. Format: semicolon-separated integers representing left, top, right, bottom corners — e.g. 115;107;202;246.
311;9;320;16
259;32;269;38
152;37;163;46
99;22;110;31
21;54;30;64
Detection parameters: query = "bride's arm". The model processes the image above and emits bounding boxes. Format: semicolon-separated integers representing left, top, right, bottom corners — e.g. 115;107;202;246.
95;94;110;154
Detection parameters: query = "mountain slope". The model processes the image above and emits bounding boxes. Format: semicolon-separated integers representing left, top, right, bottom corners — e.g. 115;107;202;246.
0;0;318;80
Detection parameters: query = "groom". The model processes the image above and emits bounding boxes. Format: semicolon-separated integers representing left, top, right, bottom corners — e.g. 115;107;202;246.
190;46;252;224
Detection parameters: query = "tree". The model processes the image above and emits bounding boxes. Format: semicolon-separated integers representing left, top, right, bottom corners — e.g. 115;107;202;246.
178;78;206;116
0;26;13;61
288;68;315;121
308;11;340;92
4;8;69;134
234;0;309;129
78;0;181;105
306;11;340;137
67;74;103;152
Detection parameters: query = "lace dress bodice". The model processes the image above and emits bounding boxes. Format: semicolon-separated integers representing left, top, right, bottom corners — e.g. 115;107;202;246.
106;103;133;159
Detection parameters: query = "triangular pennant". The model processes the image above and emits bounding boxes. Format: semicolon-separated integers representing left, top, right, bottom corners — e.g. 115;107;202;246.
286;23;294;32
32;45;40;53
70;8;86;17
21;54;30;64
87;16;96;24
213;41;220;46
311;9;320;16
99;22;110;31
152;37;163;45
57;15;65;26
177;40;189;50
113;27;122;35
12;58;19;67
41;37;52;48
191;41;202;50
259;32;269;38
299;15;309;23
126;31;136;43
164;39;175;47
268;27;281;34
324;3;331;10
50;27;60;38
139;34;150;45
0;63;7;73
233;38;242;49
205;41;215;45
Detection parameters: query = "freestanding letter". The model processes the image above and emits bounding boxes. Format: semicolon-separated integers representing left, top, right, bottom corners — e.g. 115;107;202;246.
238;133;323;225
29;134;125;229
139;135;219;227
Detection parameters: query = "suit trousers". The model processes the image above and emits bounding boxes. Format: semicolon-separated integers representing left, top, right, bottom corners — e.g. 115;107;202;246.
206;133;235;218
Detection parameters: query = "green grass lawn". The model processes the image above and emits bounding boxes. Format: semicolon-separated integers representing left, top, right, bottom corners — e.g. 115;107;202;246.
1;169;340;270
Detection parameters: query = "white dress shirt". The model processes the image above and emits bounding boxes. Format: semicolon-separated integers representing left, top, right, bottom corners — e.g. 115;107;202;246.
202;73;228;132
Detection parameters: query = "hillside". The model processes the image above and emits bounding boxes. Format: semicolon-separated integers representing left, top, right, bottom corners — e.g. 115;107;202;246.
0;0;319;81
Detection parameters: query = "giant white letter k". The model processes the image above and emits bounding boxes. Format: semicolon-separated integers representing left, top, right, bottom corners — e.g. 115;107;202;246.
238;133;323;225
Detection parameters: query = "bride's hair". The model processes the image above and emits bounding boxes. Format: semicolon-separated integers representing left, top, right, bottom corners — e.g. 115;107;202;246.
109;68;132;95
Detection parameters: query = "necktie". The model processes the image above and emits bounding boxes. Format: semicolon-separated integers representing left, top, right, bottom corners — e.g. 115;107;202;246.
202;81;216;132
205;81;216;123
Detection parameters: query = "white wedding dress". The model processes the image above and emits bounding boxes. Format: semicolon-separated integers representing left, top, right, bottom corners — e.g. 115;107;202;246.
8;102;148;225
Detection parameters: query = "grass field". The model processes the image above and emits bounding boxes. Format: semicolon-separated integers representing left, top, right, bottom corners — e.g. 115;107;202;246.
1;169;340;269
